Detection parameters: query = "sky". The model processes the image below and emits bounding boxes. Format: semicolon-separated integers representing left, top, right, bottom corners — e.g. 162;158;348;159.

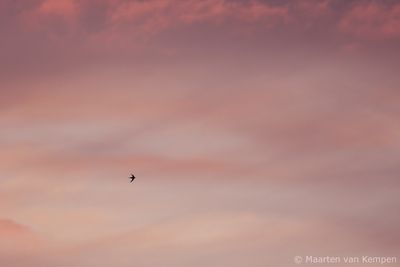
1;0;400;266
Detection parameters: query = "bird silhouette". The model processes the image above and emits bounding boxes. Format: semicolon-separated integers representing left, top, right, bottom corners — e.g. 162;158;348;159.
129;174;136;183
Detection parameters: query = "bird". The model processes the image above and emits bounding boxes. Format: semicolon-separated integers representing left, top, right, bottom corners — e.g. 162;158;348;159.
129;174;136;183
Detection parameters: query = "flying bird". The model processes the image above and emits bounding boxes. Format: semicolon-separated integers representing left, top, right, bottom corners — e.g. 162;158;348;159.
129;174;136;183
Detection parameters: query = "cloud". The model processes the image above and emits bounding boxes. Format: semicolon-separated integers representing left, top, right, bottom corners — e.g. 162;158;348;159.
14;0;289;41
0;218;43;253
2;0;399;81
3;0;400;56
37;208;399;267
38;0;77;17
47;212;303;266
0;218;55;267
0;1;399;266
0;218;32;235
339;1;400;40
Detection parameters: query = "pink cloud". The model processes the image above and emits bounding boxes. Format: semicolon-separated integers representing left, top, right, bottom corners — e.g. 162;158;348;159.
0;219;30;235
0;218;43;253
15;0;290;46
108;0;172;33
38;0;78;17
97;0;289;29
237;1;288;26
4;0;399;61
339;2;400;40
21;0;79;27
3;0;399;57
294;0;331;17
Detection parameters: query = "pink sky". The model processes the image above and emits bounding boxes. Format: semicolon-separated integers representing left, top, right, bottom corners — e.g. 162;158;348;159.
1;0;400;266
